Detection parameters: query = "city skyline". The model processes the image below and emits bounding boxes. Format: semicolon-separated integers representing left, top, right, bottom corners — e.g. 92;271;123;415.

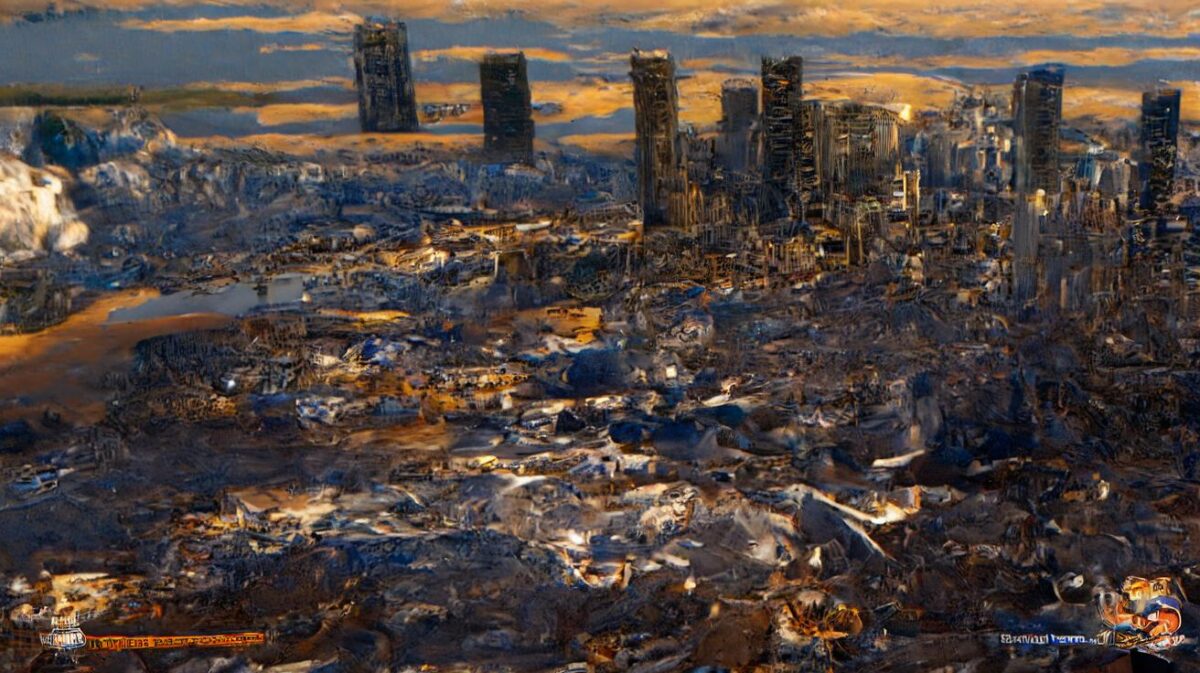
0;4;1198;148
2;3;1200;673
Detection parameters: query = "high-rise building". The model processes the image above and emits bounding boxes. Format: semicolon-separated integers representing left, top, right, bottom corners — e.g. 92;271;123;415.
1139;88;1181;214
631;49;684;227
480;52;535;163
353;19;419;133
1011;66;1064;196
761;56;804;220
821;103;901;198
718;79;758;173
800;99;824;206
1012;190;1046;305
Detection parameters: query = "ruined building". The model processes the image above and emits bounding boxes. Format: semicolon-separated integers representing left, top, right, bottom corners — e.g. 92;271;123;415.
1010;66;1064;305
1139;88;1181;215
760;56;805;220
480;52;535;163
631;49;686;227
1012;189;1046;305
820;103;901;199
799;99;823;206
718;79;758;174
354;19;419;133
1012;66;1064;196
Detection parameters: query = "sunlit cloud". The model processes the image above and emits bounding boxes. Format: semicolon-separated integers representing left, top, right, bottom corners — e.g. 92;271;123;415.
239;102;357;126
259;42;340;55
11;0;1199;39
121;11;362;34
557;132;636;155
814;44;1200;71
413;46;576;63
185;131;483;155
183;77;354;94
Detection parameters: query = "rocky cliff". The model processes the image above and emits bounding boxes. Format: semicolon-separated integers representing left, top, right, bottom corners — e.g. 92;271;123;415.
0;157;87;261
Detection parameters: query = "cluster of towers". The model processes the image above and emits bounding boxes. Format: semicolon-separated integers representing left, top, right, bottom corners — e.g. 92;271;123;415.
630;49;906;231
1007;64;1184;307
353;19;535;162
350;21;1187;286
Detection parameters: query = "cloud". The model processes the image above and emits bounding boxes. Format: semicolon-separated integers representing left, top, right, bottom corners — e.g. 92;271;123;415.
413;77;635;125
1064;81;1200;123
13;1;1198;39
557;132;636;155
121;11;362;34
185;131;483;154
239;102;357;126
413;46;575;63
1013;46;1200;67
259;42;341;55
183;77;354;94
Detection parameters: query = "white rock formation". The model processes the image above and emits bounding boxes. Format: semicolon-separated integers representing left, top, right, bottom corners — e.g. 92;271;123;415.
0;157;88;260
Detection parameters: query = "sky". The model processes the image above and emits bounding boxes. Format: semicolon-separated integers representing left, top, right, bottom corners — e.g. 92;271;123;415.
1;1;1198;144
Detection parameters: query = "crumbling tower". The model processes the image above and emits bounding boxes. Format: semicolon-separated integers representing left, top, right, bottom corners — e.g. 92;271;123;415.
480;52;535;163
1012;65;1064;197
1139;87;1181;215
761;56;804;220
631;49;685;227
719;79;758;174
1010;65;1065;305
354;19;419;133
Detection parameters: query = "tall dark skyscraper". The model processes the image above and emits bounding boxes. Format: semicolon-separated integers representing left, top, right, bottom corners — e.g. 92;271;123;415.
1139;87;1182;214
718;79;758;173
1011;65;1065;196
761;56;804;220
480;52;535;163
631;49;683;227
353;19;419;133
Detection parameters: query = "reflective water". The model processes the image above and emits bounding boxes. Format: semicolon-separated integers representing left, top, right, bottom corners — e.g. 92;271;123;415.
107;274;309;323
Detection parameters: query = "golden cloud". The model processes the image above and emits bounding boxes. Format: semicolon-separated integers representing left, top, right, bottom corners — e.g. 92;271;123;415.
679;56;755;72
185;131;482;155
184;77;354;94
238;102;357;126
413;46;575;63
121;11;362;34
259;42;338;54
415;77;634;125
10;0;1196;39
557;132;636;155
1064;81;1200;123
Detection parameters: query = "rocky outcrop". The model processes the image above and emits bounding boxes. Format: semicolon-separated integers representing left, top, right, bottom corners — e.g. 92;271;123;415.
25;108;173;170
0;157;87;260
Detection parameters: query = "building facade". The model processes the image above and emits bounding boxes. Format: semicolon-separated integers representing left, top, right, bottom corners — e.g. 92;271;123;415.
480;52;535;163
761;56;804;220
1012;66;1065;196
718;79;758;174
354;19;419;133
631;50;685;227
1139;88;1181;214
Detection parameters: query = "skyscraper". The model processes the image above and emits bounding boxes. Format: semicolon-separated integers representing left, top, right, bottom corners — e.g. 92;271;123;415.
631;49;684;227
718;79;758;174
1139;88;1181;214
353;19;419;133
1012;190;1045;305
1011;66;1064;196
480;52;535;163
760;56;804;220
821;103;900;198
